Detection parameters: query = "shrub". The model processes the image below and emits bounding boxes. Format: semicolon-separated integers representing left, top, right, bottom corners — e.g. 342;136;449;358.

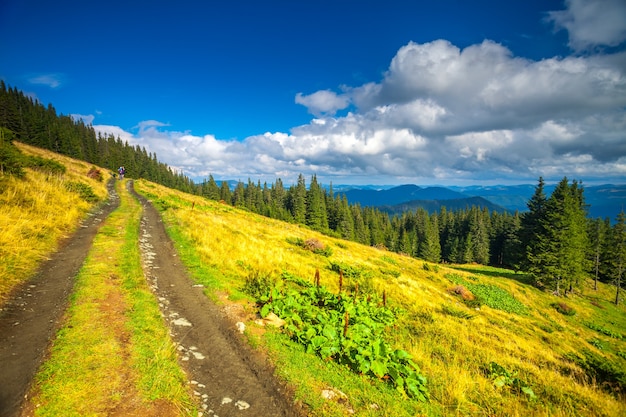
87;166;103;181
552;302;576;316
242;270;276;299
25;155;66;175
286;237;333;257
64;181;99;203
0;130;25;178
448;284;475;301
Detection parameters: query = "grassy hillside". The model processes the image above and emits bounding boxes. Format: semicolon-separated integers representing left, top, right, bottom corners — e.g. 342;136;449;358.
135;179;625;417
0;142;110;304
2;144;624;416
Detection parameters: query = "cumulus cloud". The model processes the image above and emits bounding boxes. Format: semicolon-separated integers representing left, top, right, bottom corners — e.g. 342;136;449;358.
95;23;626;185
547;0;626;51
295;90;350;116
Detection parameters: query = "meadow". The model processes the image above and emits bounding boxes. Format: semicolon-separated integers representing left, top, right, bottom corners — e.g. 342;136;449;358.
1;143;624;416
0;142;109;304
134;179;626;417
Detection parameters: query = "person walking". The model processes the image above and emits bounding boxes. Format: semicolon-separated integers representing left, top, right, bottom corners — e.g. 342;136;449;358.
118;166;125;179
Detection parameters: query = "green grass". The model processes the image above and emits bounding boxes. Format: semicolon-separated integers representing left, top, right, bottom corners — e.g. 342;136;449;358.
133;179;626;417
29;180;195;416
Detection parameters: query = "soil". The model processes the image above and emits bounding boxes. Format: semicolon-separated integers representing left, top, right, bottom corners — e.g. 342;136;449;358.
0;179;120;417
0;181;301;417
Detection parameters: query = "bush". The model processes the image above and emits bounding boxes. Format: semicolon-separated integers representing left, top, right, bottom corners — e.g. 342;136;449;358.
0;129;25;178
552;302;576;316
64;181;99;203
87;166;103;181
25;155;66;175
448;284;475;301
286;237;333;257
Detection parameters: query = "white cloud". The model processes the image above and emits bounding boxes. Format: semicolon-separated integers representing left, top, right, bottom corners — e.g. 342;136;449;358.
94;35;626;185
547;0;626;51
295;90;350;116
70;114;95;125
27;73;64;89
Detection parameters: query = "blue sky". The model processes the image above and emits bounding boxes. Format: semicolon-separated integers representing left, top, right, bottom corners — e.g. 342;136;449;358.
1;0;625;186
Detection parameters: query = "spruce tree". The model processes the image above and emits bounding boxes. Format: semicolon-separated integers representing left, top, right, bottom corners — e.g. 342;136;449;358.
521;177;547;271
607;211;626;305
528;178;588;294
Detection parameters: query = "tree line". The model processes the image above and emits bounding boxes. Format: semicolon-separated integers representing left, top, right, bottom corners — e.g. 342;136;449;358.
0;82;195;192
198;173;624;302
1;82;623;302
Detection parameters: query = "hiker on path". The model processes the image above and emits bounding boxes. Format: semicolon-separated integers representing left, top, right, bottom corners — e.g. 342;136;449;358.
118;166;125;179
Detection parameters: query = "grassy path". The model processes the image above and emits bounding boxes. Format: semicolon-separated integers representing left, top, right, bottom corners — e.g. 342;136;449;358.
24;181;195;416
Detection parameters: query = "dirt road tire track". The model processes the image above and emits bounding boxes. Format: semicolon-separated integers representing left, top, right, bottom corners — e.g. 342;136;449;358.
132;183;300;417
0;180;120;417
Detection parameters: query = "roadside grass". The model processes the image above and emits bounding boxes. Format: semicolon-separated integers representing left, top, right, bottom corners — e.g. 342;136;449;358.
135;179;626;417
0;142;109;304
27;180;196;416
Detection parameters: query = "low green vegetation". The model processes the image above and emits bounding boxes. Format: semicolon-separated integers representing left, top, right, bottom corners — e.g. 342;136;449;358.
446;273;529;315
136;179;626;416
245;271;429;401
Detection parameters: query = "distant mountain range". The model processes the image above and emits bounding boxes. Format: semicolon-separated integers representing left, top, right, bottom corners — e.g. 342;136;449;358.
216;180;625;220
337;183;626;220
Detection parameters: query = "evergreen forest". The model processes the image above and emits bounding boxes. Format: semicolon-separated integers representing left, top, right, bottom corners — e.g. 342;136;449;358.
1;82;624;303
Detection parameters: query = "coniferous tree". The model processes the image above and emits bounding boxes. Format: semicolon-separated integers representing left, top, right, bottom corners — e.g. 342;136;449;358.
202;175;220;200
588;217;608;290
289;174;307;223
419;213;441;263
607;211;626;305
520;177;547;271
219;180;232;203
529;178;588;294
305;175;327;231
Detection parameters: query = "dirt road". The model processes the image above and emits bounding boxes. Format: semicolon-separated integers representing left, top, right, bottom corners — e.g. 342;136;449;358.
132;184;298;416
0;180;120;416
0;181;299;417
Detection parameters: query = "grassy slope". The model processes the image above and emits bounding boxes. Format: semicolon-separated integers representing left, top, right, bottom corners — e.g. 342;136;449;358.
25;180;195;416
135;179;625;417
2;143;624;416
0;142;109;304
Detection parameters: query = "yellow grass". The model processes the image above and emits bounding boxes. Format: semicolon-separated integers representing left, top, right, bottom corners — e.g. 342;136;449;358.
27;180;194;416
135;179;626;417
0;142;109;304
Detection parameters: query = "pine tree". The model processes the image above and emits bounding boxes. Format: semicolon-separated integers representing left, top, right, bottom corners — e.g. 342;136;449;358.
219;181;232;204
588;217;608;290
607;211;626;305
289;174;307;223
305;175;327;231
521;177;547;271
529;178;588;294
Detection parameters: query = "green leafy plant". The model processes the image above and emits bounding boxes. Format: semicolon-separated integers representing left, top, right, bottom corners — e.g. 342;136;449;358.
585;322;624;340
486;362;536;399
446;274;528;315
249;272;429;401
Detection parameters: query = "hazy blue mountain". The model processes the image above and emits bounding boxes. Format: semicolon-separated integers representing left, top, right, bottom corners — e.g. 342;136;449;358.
337;183;626;220
451;184;626;219
339;184;468;206
379;196;508;215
